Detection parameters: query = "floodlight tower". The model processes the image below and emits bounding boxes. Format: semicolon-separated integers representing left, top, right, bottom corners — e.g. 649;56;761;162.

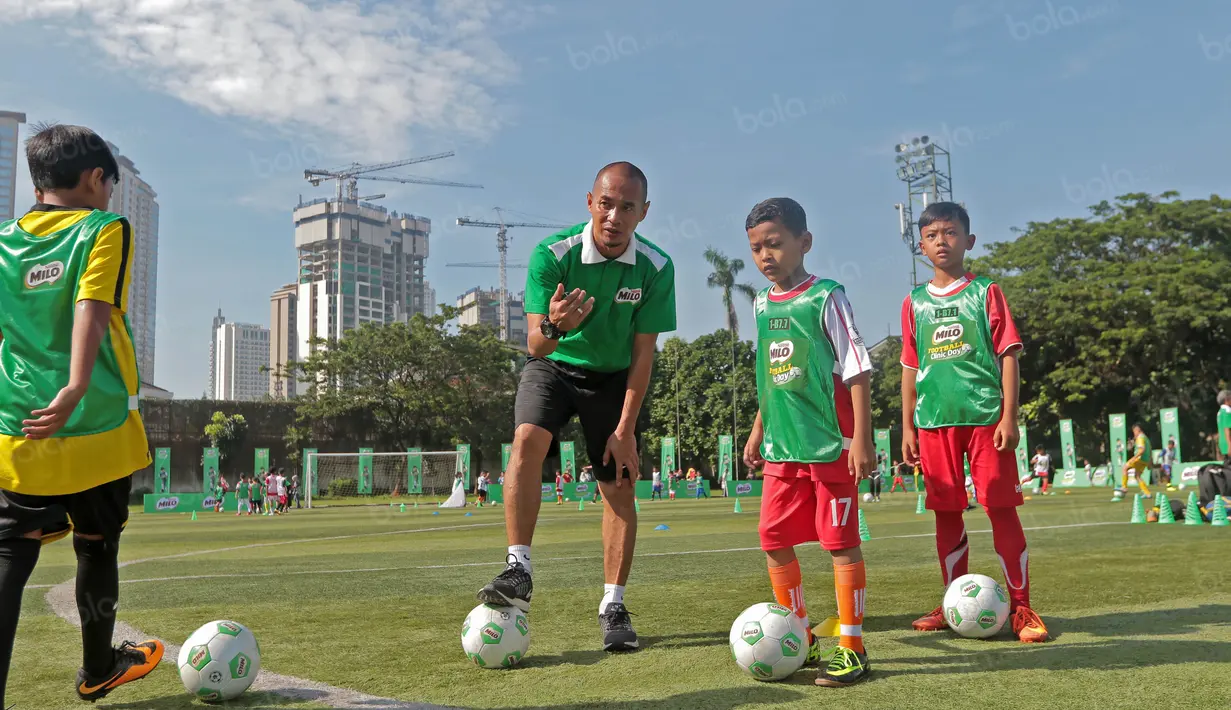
893;136;953;288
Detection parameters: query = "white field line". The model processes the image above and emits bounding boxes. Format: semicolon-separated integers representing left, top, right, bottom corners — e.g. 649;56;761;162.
29;520;1125;590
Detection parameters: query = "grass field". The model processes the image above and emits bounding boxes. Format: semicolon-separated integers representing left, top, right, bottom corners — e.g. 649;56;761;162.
9;488;1231;709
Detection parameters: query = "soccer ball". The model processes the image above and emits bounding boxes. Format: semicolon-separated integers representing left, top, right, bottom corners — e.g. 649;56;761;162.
728;603;807;681
177;620;261;702
942;574;1010;639
461;604;530;668
862;492;873;503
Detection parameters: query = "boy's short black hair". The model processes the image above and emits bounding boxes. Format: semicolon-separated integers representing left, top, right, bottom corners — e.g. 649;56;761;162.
917;201;970;234
745;197;807;236
1035;445;1044;452
26;123;119;192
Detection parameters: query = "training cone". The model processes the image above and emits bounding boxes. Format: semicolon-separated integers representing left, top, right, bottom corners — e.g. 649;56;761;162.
654;524;670;531
578;500;585;511
399;503;406;513
1212;496;1230;527
464;512;473;517
733;499;743;514
814;616;841;638
915;494;926;515
1129;495;1146;524
432;510;440;516
1185;491;1204;525
190;511;197;521
634;500;640;513
858;509;871;541
1157;495;1176;524
413;502;419;509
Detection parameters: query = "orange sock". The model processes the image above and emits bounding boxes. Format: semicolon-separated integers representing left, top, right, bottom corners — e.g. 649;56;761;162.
834;561;866;653
768;559;811;644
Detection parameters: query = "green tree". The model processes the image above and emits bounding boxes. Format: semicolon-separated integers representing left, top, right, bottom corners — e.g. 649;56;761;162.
703;247;758;339
971;192;1231;461
204;411;248;474
869;336;904;436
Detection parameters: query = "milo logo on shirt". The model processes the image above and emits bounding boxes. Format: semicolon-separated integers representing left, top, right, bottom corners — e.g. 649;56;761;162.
928;322;972;362
25;261;65;289
766;339;804;387
614;287;642;303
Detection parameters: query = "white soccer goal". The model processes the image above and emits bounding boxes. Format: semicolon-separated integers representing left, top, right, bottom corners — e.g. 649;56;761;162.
303;451;463;509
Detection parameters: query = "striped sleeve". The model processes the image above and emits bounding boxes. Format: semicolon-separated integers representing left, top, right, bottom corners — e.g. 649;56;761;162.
76;219;133;312
822;288;871;383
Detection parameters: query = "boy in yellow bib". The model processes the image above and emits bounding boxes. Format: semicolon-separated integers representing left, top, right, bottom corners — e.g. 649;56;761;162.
1120;423;1153;497
0;124;162;706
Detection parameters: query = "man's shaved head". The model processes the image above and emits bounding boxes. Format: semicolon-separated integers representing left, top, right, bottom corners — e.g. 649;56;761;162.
594;161;648;202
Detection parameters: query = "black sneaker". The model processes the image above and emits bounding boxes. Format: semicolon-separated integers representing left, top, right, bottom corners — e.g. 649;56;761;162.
598;602;639;652
76;640;165;701
814;646;870;687
477;554;532;612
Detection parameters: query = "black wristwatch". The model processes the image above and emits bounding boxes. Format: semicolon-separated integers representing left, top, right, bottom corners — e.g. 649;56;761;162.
540;317;566;340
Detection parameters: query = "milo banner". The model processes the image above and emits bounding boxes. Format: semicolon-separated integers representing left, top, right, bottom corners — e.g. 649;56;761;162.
154;448;171;495
874;429;892;477
456;444;471;488
202;447;220;495
501;443;513;474
407;447;422;494
1014;424;1029;478
357;447;374;495
303;448;318;496
718;434;734;481
1159;407;1181;464
254;448;270;476
1059;419;1077;471
1091;465;1112;487
661;437;676;476
1109;414;1127;472
560;441;576;478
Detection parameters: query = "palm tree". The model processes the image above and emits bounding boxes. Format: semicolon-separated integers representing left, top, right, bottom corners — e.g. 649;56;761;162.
703;248;758;339
704;247;758;482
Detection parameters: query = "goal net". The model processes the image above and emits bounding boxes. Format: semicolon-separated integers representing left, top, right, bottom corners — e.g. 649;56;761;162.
304;451;463;508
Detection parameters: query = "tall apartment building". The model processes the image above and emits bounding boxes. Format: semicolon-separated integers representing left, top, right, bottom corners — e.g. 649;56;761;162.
208;309;226;399
423;280;436;317
213;322;270;401
456;287;527;344
106;142;159;380
0;111;25;221
269;284;298;399
292;198;431;361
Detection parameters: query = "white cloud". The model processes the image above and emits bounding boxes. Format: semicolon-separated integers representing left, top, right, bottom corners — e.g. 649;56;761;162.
0;0;527;157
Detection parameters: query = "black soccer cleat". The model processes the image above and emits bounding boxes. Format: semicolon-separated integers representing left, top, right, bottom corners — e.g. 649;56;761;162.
75;640;165;702
477;554;533;613
599;602;639;652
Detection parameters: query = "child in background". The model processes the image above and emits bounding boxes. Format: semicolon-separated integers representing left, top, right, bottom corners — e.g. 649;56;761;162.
236;474;250;516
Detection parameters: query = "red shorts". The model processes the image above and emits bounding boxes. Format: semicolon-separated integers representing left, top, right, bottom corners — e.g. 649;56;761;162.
759;454;861;552
279;495;288;506
918;424;1022;511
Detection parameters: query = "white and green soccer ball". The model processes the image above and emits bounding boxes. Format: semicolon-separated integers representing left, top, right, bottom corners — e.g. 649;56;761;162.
729;602;807;681
461;604;530;669
177;620;261;702
942;573;1010;638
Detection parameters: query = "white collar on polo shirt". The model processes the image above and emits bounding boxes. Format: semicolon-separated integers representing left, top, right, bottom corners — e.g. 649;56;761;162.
580;219;637;265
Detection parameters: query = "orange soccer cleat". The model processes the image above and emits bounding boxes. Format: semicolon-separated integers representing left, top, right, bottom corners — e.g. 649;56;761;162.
1011;606;1050;643
912;605;948;631
76;640;165;701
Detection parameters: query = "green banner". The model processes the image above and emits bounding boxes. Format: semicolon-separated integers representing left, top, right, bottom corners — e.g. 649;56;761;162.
154;448;171;494
718;434;734;481
407;447;422;494
1053;468;1093;488
874;429;891;477
1014;425;1029;478
1059;419;1076;470
1109;413;1127;472
303;448;319;496
202;447;219;495
560;441;576;478
358;447;374;495
661;437;676;475
456;444;471;488
144;492;236;513
501;443;513;474
254;448;270;476
1159;407;1181;464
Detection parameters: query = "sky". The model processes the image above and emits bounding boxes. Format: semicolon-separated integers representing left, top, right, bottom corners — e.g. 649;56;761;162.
1;0;1228;399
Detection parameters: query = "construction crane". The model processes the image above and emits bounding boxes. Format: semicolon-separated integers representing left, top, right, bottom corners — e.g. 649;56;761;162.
304;151;483;204
357;193;386;202
455;208;570;341
445;262;529;269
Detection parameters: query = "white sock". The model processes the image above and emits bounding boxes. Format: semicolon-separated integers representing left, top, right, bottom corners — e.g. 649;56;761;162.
508;545;532;575
599;584;625;614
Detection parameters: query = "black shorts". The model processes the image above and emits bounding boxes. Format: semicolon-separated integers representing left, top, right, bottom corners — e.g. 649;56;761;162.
0;476;131;543
514;357;637;482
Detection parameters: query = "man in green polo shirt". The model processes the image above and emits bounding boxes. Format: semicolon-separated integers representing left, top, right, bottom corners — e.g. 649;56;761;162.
1218;390;1231;463
476;161;676;653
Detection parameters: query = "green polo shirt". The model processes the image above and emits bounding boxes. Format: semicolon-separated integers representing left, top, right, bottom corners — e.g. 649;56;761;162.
525;221;676;372
1218;405;1231;456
